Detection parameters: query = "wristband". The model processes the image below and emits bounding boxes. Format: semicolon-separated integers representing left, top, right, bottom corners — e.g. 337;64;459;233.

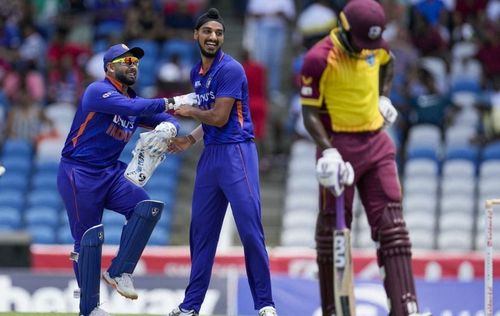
187;134;196;145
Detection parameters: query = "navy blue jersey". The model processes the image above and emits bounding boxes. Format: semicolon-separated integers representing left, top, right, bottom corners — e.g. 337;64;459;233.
190;50;254;144
61;76;179;167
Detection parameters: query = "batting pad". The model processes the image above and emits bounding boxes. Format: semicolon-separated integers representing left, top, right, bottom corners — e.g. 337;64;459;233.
78;224;104;316
107;200;164;276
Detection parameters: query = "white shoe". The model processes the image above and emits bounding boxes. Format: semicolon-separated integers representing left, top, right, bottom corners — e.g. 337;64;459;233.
167;307;199;316
409;313;432;316
259;306;278;316
88;307;110;316
102;272;138;300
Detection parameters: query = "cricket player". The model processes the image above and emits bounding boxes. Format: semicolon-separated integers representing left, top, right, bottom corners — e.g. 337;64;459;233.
300;1;431;315
166;8;277;316
57;43;196;316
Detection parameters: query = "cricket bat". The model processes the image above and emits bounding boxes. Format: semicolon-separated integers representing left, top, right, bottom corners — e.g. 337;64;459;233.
333;192;356;316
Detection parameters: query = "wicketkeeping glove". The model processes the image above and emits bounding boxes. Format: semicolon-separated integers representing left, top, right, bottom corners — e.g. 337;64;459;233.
164;92;198;111
141;121;178;156
315;148;354;197
124;122;177;187
379;96;398;128
124;134;166;187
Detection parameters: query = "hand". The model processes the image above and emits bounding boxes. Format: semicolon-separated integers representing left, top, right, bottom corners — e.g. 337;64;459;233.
125;136;166;187
165;92;198;110
315;148;354;197
168;135;195;153
379;96;398;127
141;122;178;156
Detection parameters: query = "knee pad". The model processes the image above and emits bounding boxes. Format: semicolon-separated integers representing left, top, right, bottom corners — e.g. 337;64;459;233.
377;203;419;315
77;224;104;316
107;200;164;276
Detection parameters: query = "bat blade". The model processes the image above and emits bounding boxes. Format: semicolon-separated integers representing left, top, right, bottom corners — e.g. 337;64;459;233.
334;228;355;316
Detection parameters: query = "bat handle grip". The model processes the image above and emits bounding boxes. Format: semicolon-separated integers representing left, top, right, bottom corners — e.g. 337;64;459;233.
335;192;346;230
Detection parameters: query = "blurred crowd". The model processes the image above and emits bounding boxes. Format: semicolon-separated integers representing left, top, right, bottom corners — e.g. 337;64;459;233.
289;0;500;163
0;0;499;168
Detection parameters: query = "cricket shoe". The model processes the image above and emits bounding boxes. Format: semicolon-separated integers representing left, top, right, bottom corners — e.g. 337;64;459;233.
88;307;110;316
259;306;278;316
409;313;432;316
167;307;199;316
102;271;138;300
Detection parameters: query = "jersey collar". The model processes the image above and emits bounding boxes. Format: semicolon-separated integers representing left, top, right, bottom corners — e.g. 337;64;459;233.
198;49;225;76
105;75;136;97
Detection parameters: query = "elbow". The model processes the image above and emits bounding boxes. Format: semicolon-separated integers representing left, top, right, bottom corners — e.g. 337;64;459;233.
213;116;229;128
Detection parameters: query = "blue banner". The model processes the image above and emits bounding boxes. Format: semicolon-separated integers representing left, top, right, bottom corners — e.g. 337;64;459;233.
238;276;500;316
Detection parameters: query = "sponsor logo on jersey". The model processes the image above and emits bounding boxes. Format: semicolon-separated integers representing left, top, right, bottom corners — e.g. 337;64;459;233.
206;76;212;88
198;91;216;105
112;115;135;129
195;81;201;88
301;76;313;85
102;91;114;98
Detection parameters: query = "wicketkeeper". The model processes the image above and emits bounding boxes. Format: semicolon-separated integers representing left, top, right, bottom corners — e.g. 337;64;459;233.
56;43;197;316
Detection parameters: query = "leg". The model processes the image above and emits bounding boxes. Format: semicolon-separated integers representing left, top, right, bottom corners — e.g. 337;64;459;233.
78;224;105;316
57;162;107;286
106;200;163;276
103;165;162;299
355;134;421;315
180;149;228;313
222;142;274;310
377;203;419;315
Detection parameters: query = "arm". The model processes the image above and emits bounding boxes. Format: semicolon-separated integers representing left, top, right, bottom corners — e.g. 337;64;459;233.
83;83;167;117
168;124;204;153
378;53;398;126
138;112;180;132
379;53;395;97
174;97;233;128
302;105;332;151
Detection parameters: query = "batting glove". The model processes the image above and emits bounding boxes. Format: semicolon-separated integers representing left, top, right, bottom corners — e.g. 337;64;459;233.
379;96;398;128
164;92;198;111
315;148;354;197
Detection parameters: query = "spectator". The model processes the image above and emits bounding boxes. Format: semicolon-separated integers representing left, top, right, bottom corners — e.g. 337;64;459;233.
405;66;457;130
5;80;54;145
410;12;449;60
241;49;268;157
476;25;500;84
124;0;165;41
18;21;46;69
244;0;296;102
2;63;45;104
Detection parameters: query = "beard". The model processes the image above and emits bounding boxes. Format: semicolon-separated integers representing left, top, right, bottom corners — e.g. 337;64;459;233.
116;71;136;86
198;42;219;58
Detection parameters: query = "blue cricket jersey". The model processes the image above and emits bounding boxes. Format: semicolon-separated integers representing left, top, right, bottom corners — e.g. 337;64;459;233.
190;50;254;144
61;76;179;167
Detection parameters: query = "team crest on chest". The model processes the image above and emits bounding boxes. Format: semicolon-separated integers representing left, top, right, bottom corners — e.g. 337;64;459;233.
366;53;375;66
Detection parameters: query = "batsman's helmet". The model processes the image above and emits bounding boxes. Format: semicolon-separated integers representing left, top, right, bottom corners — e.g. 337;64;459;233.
339;0;387;50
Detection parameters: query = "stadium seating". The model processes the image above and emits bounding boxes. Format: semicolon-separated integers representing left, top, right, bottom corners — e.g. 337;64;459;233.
24;206;59;227
0;206;22;229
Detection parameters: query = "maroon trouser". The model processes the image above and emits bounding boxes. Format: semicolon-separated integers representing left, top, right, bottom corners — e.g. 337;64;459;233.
315;130;419;315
